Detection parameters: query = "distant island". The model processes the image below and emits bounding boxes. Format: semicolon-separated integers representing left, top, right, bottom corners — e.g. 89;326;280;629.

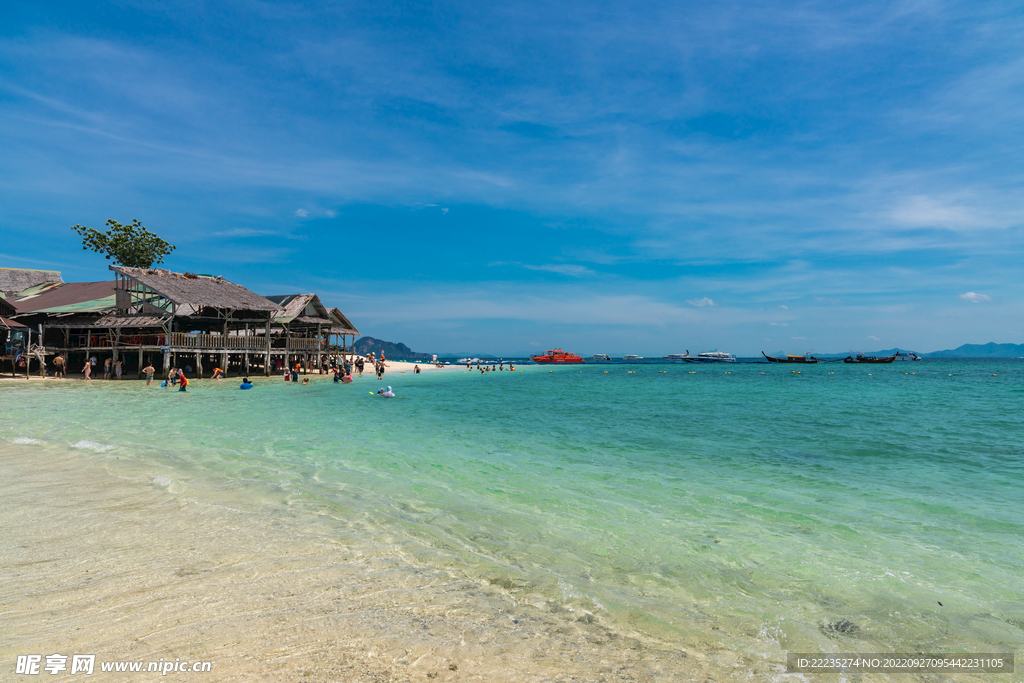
922;342;1024;358
353;336;433;361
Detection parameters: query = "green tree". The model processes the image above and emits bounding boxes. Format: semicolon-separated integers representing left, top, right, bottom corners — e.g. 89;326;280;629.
71;219;176;268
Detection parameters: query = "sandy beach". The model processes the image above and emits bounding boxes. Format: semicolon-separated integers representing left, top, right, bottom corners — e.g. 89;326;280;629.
1;433;701;682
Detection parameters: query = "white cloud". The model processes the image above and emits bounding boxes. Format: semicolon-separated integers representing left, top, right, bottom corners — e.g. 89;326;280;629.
778;304;788;310
868;335;880;340
815;296;841;305
764;338;772;342
960;292;992;303
770;322;788;327
294;208;309;218
791;336;806;340
523;264;595;277
890;195;976;230
686;297;717;307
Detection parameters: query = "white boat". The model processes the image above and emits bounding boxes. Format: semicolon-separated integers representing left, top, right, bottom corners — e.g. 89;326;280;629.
590;354;611;361
622;354;643;361
683;351;736;363
664;353;691;360
457;357;483;364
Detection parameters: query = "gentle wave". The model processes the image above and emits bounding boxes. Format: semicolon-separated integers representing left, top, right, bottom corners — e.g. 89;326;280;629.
71;440;116;452
12;437;44;445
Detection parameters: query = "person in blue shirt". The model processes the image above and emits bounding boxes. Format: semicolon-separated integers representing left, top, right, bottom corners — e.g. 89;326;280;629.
240;378;254;390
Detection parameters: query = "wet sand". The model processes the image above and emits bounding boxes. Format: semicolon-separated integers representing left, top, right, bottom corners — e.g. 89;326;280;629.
0;445;715;682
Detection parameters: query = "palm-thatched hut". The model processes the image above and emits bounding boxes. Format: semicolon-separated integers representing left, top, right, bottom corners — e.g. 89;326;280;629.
263;294;338;373
24;267;285;378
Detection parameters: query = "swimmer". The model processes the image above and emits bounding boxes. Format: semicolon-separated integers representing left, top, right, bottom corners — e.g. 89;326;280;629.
302;377;309;385
240;378;254;390
178;369;189;392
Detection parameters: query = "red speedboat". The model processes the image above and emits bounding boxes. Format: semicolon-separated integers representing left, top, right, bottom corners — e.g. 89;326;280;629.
531;348;584;364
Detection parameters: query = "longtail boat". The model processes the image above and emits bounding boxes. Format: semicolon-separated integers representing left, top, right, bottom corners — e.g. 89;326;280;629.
762;352;819;364
843;353;898;364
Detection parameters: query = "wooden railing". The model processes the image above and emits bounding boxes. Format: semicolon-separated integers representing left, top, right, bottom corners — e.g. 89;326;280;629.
168;333;322;351
54;332;325;351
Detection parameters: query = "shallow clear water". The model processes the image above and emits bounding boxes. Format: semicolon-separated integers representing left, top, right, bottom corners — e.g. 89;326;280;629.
2;360;1022;665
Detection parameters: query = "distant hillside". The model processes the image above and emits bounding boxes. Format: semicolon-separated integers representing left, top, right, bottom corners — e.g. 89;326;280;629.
353;336;432;361
923;343;1024;358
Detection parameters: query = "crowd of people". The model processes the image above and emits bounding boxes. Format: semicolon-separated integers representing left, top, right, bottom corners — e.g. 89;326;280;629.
32;352;483;393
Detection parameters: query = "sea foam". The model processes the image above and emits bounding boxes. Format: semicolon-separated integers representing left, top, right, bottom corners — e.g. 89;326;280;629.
12;437;44;445
72;440;116;452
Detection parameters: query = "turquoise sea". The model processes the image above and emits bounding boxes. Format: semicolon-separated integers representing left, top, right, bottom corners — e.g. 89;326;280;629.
2;359;1022;673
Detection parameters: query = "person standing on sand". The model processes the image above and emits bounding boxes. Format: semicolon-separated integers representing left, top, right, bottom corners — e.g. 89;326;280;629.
103;357;112;379
82;360;92;380
115;359;123;379
143;363;155;386
53;354;65;379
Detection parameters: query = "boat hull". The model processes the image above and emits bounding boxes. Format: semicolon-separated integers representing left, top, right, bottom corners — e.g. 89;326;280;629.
843;354;897;364
531;348;585;364
763;352;819;364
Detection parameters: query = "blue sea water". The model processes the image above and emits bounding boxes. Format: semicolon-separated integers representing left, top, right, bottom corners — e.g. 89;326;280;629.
2;359;1022;664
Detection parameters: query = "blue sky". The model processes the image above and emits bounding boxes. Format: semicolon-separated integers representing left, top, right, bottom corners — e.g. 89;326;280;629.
2;1;1022;355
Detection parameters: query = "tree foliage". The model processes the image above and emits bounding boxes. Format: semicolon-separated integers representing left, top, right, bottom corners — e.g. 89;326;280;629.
70;219;176;269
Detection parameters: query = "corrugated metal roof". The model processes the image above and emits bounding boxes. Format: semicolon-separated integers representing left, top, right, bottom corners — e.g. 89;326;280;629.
0;296;15;318
1;315;26;329
11;281;116;314
44;314;170;329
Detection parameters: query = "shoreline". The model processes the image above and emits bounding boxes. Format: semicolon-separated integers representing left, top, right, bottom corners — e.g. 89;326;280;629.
0;441;700;682
0;358;518;382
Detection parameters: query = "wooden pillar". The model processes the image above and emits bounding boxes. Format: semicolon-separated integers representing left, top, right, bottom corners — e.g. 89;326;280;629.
284;323;290;373
196;351;202;379
264;317;272;376
222;317;229;377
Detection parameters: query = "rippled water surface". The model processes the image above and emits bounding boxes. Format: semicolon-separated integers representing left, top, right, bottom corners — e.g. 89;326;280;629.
2;359;1022;668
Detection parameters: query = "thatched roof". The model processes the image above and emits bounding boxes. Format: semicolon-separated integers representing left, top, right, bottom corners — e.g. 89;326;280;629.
328;307;360;335
112;266;281;314
0;267;62;297
264;293;333;325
